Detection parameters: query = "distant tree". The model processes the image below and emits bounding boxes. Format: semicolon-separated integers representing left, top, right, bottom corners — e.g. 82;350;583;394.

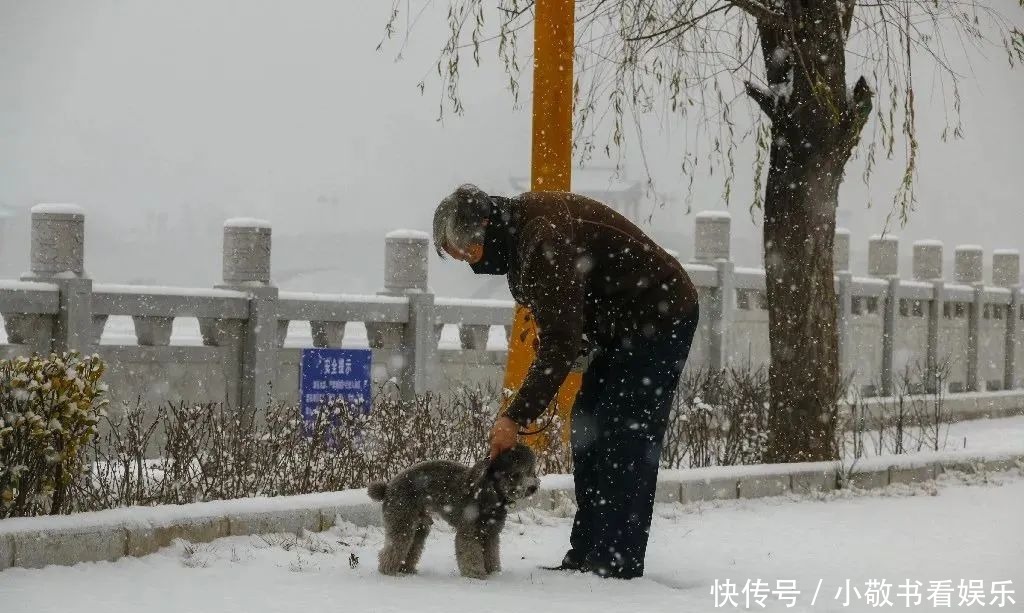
382;0;1024;461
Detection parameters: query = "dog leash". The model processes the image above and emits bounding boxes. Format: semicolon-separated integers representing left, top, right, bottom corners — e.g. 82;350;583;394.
515;407;558;436
501;349;595;437
498;395;559;437
501;398;568;436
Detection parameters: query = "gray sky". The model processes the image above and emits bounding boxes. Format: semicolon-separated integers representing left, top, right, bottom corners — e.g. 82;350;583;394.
1;0;1022;293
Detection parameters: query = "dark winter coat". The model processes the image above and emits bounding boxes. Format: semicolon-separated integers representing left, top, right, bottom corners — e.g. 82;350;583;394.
472;191;699;425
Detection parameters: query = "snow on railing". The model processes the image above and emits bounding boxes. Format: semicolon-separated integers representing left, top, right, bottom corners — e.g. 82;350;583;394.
277;291;410;324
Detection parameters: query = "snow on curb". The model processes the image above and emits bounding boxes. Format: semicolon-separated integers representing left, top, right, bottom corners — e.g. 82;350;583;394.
1;451;1021;572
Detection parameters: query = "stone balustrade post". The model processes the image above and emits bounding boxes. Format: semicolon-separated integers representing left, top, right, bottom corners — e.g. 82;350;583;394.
913;240;943;282
993;249;1021;389
2;312;54;354
16;204;97;353
836;270;853;382
834;228;852;383
711;260;735;371
869;235;899;395
693;211;731;264
213;218;277;409
993;249;1020;287
833;228;851;273
132;316;174;346
955;245;984;392
379;229;437;399
914;240;944;393
384;230;430;293
459;324;490;350
954;245;984;285
311;321;346;348
1009;288;1021;390
366;321;404;349
693;212;732;370
868;235;899;278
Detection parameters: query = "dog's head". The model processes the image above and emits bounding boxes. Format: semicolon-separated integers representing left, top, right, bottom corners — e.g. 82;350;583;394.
480;443;540;504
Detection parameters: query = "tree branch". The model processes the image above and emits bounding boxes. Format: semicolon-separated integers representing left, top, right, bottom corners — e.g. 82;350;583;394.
624;3;730;43
851;76;873;125
745;80;776;118
497;1;535;21
842;75;873;146
727;0;787;25
840;0;856;38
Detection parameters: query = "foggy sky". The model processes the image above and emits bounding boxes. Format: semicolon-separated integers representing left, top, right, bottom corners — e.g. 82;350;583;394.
1;0;1022;295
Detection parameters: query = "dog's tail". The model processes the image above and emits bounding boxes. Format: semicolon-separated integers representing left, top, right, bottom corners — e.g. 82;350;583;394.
367;481;388;502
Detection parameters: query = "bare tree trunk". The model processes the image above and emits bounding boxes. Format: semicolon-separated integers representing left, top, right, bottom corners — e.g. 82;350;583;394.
748;13;872;462
762;133;842;461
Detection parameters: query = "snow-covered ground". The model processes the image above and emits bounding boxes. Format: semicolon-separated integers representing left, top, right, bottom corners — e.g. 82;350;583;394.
2;471;1021;613
846;415;1024;459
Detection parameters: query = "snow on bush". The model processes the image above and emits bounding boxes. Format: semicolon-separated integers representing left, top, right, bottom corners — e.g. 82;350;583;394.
75;386;511;510
73;377;580;514
663;367;772;468
0;360;956;518
0;352;109;518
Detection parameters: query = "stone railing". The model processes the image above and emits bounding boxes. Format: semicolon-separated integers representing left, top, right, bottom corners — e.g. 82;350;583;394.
0;204;1021;408
712;226;1021;397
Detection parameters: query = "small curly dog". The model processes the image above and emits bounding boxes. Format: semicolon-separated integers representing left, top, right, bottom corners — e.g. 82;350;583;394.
367;443;539;578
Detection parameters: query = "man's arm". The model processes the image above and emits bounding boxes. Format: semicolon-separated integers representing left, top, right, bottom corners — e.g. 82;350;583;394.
503;222;585;426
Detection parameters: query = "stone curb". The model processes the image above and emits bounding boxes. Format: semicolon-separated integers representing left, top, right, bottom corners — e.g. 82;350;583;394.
1;453;1020;572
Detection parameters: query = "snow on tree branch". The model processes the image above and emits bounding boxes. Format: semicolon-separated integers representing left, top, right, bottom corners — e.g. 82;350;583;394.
727;0;787;25
745;81;777;118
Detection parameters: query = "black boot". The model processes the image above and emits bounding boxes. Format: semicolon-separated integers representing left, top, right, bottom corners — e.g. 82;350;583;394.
542;549;589;571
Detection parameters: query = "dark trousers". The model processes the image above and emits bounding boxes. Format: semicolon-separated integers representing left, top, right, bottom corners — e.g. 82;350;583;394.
568;310;698;578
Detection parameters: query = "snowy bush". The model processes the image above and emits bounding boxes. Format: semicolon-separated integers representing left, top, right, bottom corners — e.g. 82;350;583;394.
73;386;494;509
64;370;777;513
662;367;772;469
11;361;954;517
0;352;108;518
71;383;573;512
842;359;953;459
0;356;964;518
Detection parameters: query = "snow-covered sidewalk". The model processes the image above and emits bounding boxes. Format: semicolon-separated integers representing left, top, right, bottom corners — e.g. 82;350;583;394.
2;470;1021;613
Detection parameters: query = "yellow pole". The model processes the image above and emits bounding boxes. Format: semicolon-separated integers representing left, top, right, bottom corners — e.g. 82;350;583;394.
529;0;575;191
504;0;580;450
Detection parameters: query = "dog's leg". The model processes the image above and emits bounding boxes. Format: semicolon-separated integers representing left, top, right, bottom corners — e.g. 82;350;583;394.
378;524;416;576
401;520;431;574
455;527;487;579
483;516;504;574
483;533;501;575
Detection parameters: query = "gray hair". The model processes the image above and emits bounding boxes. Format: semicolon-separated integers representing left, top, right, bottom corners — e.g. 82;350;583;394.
432;184;492;258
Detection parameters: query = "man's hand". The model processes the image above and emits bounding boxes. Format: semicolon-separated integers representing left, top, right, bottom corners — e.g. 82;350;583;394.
488;416;519;460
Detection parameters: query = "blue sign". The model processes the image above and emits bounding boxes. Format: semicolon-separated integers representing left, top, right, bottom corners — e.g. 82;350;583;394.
300;348;373;424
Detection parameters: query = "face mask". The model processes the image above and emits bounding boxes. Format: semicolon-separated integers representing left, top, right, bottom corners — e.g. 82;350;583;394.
469;251;509;275
469;201;512;276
